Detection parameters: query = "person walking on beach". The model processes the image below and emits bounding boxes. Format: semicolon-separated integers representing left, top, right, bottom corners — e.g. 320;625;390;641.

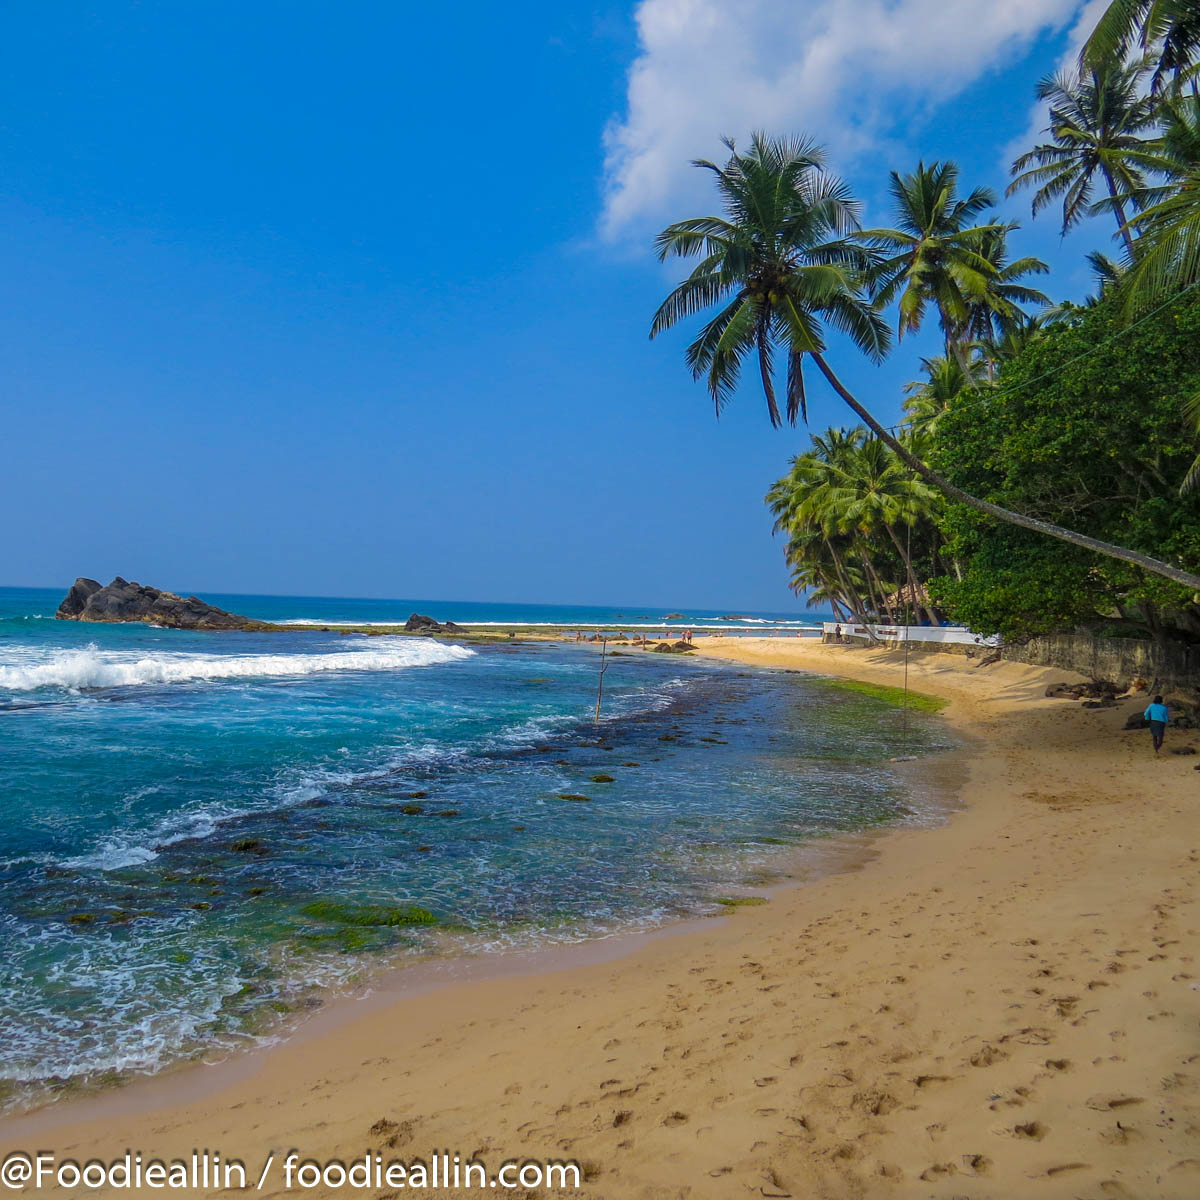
1144;694;1169;754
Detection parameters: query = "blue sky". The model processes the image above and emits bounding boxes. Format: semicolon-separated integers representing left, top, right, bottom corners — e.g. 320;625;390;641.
3;1;1114;610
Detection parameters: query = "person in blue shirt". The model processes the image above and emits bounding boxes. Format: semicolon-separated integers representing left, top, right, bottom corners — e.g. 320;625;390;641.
1144;694;1169;753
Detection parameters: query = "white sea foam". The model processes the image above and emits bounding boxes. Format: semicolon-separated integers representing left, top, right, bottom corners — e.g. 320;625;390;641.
0;640;474;693
272;617;822;630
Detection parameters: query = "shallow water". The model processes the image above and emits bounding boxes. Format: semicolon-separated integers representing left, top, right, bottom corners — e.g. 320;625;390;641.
0;587;945;1108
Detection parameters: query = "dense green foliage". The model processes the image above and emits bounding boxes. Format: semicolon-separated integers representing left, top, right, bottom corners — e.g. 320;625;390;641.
930;291;1200;640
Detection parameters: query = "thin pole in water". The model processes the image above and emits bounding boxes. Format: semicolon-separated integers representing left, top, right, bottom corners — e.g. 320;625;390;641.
594;636;609;724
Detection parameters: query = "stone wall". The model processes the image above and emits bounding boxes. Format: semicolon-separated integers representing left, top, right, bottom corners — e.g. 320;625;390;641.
1001;634;1200;688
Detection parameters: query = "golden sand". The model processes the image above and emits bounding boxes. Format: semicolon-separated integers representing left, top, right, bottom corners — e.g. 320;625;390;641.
2;637;1198;1198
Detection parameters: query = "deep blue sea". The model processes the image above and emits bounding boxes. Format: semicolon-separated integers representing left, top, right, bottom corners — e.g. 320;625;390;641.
0;586;945;1110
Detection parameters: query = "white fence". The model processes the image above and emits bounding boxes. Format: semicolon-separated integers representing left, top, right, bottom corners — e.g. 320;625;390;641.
823;622;1000;648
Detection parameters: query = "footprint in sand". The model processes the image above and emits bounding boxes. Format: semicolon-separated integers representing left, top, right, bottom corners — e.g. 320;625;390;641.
969;1044;1007;1067
1085;1094;1144;1111
1012;1120;1047;1141
852;1089;900;1117
913;1073;955;1089
961;1153;992;1175
918;1162;957;1181
1099;1122;1142;1145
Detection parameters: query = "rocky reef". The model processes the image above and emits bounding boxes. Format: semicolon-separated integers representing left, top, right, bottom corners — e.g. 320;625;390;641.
404;612;469;636
56;577;260;630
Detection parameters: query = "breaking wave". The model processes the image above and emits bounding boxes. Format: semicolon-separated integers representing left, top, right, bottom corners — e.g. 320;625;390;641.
0;639;474;692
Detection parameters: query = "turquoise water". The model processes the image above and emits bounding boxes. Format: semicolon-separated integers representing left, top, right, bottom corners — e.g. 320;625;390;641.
0;587;941;1109
177;591;831;631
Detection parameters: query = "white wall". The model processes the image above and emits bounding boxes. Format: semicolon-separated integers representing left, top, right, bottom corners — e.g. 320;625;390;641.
823;622;1000;647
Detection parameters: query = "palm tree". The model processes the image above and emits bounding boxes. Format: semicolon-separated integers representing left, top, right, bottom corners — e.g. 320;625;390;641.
651;133;1200;590
902;355;986;436
768;435;877;625
823;436;941;625
860;161;1007;364
1120;158;1200;307
1083;0;1200;92
961;226;1051;367
649;132;887;428
1157;87;1200;168
769;430;942;624
1007;62;1161;256
1113;87;1200;308
1041;252;1128;322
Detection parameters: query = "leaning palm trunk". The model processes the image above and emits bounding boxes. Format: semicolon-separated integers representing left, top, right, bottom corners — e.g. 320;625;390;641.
828;545;878;637
858;552;890;621
884;523;938;626
809;353;1200;591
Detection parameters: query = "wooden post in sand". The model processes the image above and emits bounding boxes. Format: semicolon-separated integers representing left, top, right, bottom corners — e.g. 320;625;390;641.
594;637;609;724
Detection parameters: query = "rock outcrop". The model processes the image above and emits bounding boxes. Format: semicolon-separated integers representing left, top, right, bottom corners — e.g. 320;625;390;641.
652;640;695;654
1044;680;1122;700
55;577;256;630
404;613;469;636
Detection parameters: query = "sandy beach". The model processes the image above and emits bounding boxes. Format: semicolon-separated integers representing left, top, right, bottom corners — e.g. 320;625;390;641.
3;637;1198;1199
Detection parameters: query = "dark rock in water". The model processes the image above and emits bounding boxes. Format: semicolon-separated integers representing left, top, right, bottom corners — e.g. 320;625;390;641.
405;613;441;632
57;577;103;617
231;839;268;855
663;612;686;619
404;613;468;636
652;641;694;654
591;774;615;783
55;576;257;630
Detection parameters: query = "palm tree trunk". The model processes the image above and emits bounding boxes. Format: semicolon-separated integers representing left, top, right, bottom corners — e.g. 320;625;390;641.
1101;166;1137;259
858;551;885;619
827;544;869;627
809;352;1200;591
861;554;895;620
884;523;937;626
827;545;879;640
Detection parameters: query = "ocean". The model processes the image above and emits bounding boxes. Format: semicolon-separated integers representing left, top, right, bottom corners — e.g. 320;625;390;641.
0;586;948;1111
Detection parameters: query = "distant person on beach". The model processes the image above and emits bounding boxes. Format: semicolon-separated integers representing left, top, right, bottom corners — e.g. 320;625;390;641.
834;623;842;642
1144;695;1169;754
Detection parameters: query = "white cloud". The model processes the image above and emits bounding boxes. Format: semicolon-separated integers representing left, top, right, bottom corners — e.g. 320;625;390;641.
601;0;1090;239
1005;0;1121;165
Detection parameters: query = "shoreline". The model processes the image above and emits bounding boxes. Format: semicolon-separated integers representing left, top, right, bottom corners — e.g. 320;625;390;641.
3;638;1197;1197
1;649;963;1132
